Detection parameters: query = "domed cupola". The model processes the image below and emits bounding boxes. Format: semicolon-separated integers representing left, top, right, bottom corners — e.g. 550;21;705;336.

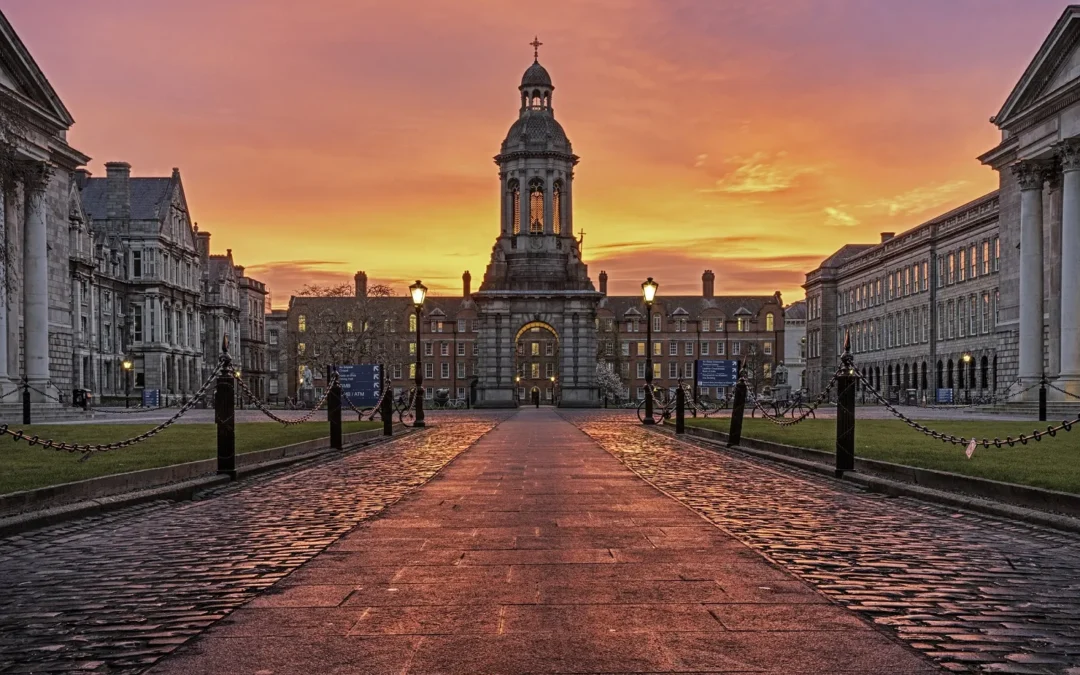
500;38;574;155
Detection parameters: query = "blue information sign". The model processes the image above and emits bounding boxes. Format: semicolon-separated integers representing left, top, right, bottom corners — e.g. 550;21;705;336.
695;360;739;388
936;388;954;404
142;388;160;407
338;364;382;406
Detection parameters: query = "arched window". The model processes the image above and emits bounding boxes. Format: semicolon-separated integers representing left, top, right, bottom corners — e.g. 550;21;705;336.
409;314;417;332
947;359;954;389
529;180;544;233
980;356;989;389
765;313;774;331
968;359;977;389
903;364;910;389
552;181;562;235
508;180;520;235
298;314;306;332
936;361;943;389
531;90;542;108
921;362;927;390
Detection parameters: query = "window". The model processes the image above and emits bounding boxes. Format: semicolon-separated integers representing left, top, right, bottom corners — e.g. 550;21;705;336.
298;342;306;355
716;341;725;355
409;342;416;356
903;268;911;295
346;320;354;333
654;341;662;356
425;363;433;379
653;363;661;379
958;300;966;337
937;302;945;340
982;241;991;275
457;319;466;332
457;362;466;378
410;363;416;379
888;275;894;299
669;341;678;356
457;342;466;357
716;318;725;332
668;362;678;378
737;317;747;332
552;181;562;234
269;329;278;345
132;250;142;278
994;290;999;327
509;180;520;234
529;362;539;378
545;341;553;356
441;343;449;356
701;319;710;332
948;253;956;284
969;296;977;336
440;363;449;379
637;362;646;379
472;342;479;356
133;307;143;342
701;342;710;355
409;314;417;332
653;313;662;332
993;237;1000;271
732;342;741;356
424;342;433;357
947;300;955;338
621;342;630;357
529;181;544;233
765;313;774;331
922;307;929;343
958;249;966;282
764;341;773;355
636;342;645;356
970;245;977;278
684;341;693;356
982;292;990;334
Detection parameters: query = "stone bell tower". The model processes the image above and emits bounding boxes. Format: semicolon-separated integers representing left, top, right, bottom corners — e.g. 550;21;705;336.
473;39;601;407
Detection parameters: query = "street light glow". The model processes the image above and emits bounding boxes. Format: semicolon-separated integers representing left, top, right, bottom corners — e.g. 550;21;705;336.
641;277;659;305
409;279;428;308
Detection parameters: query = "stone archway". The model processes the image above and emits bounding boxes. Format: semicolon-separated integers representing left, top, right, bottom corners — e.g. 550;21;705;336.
514;321;559;405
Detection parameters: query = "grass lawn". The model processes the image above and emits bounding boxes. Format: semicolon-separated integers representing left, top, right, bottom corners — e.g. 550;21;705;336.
0;421;380;495
686;417;1080;495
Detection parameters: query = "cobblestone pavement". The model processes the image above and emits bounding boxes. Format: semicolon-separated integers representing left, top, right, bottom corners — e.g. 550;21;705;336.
565;411;1080;674
0;414;506;674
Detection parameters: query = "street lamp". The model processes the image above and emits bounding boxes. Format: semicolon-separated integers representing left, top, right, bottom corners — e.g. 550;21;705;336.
234;367;243;409
961;353;972;403
641;277;659;425
122;359;133;408
410;279;428;427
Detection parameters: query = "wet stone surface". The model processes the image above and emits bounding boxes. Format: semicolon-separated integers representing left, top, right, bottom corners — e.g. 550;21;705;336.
0;415;504;674
565;411;1080;675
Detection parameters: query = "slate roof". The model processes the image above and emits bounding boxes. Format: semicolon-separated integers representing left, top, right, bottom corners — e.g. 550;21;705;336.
818;244;876;268
597;295;780;318
80;177;173;221
784;300;807;321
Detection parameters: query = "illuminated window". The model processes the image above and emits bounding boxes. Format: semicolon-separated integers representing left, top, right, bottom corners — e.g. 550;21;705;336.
531;362;540;378
958;249;966;282
346;320;354;333
654;342;662;356
653;363;661;379
552;181;562;235
297;342;305;355
409;342;416;356
764;341;773;355
409;314;417;332
298;315;306;332
509;180;521;234
410;363;416;378
982;241;990;275
637;342;645;356
531;342;540;356
529;180;544;233
765;313;774;331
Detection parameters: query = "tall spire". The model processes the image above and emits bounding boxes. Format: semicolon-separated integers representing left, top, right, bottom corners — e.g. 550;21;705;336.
530;36;543;62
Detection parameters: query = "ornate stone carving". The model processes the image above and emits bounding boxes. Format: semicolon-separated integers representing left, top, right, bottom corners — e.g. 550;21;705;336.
20;160;53;193
1011;160;1050;190
1056;138;1080;172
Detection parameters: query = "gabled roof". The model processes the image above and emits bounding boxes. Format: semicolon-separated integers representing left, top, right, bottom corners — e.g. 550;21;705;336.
81;177;174;221
993;5;1080;128
0;10;75;128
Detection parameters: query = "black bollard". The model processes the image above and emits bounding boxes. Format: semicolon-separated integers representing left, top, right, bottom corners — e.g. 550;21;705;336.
327;366;342;450
382;387;393;436
727;380;747;447
215;340;236;479
675;386;685;434
835;372;857;477
22;382;30;425
1039;377;1047;422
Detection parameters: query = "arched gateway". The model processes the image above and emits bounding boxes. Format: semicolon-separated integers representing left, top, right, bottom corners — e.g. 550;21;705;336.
472;49;600;407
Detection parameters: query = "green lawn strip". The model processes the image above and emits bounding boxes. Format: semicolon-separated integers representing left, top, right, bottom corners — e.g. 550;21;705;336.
685;417;1080;495
0;421;380;496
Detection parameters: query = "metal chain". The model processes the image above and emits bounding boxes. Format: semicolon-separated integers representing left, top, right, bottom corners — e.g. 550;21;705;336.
342;386;392;421
235;373;337;426
853;365;1080;448
0;362;223;460
750;369;841;427
1046;381;1080;401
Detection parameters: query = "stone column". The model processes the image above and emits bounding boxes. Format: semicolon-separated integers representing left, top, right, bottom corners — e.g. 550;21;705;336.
22;163;51;401
565;172;574;236
1057;140;1080;396
6;186;18;380
0;188;9;394
543;174;554;235
1047;165;1063;384
499;173;509;237
1013;160;1047;401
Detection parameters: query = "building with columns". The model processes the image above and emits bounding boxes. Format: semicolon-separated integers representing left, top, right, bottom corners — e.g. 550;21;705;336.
979;4;1080;401
0;12;90;406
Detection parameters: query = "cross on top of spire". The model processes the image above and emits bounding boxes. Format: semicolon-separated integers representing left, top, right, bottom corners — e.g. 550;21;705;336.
530;36;543;62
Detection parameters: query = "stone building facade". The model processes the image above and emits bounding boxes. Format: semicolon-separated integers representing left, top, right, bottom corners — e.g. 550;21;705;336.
197;238;240;384
265;309;288;404
783;300;806;391
0;11;90;408
237;268;268;400
804;194;1001;402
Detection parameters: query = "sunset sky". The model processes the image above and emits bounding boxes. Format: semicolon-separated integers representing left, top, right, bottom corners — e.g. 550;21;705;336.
5;1;1068;305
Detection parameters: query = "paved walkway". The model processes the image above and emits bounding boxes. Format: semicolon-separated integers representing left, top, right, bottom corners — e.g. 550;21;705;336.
151;408;935;674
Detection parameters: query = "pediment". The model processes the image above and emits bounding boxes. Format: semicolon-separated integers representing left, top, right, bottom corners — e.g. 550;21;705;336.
994;6;1080;128
0;13;75;128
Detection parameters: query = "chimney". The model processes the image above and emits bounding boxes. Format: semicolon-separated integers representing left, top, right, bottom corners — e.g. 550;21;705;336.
104;161;131;220
598;270;608;295
195;230;211;265
462;270;472;298
880;232;895;243
702;270;715;298
354;271;368;298
73;168;91;191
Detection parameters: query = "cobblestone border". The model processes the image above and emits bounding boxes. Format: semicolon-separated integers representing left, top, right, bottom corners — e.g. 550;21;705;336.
662;425;1080;534
0;427;413;537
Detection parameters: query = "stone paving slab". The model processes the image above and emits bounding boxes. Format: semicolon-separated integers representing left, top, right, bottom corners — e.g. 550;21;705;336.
566;410;1080;675
0;415;504;674
150;408;936;674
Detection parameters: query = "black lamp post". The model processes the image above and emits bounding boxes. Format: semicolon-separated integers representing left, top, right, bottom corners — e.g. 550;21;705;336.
642;276;659;425
122;359;133;408
961;353;972;404
410;279;427;427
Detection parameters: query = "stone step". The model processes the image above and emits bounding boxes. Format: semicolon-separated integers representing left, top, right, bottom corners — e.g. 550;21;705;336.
0;404;95;424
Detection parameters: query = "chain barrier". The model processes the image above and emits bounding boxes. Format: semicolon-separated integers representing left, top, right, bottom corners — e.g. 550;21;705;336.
853;366;1080;449
235;373;337;426
0;362;223;460
342;385;392;421
906;379;1036;410
1046;381;1080;401
0;386;20;401
750;368;842;427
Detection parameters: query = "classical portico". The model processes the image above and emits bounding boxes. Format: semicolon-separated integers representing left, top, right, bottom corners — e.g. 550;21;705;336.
980;5;1080;401
473;44;601;407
